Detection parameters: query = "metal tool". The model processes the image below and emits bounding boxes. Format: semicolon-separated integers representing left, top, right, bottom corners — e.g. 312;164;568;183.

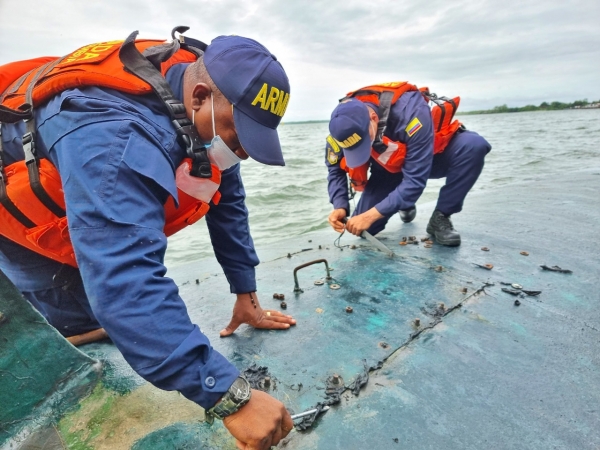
342;218;395;257
361;230;395;257
291;405;330;421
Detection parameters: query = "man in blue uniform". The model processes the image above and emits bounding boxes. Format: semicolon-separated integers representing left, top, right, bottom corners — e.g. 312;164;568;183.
0;35;294;449
326;85;491;246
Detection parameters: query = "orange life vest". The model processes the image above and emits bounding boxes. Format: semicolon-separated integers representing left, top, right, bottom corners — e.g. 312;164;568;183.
0;36;220;267
337;82;463;191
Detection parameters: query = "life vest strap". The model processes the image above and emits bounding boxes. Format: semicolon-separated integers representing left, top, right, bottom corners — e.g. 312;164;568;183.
142;40;180;70
22;57;67;217
0;125;37;228
0;58;63;123
119;30;212;179
372;91;394;155
21;58;68;220
0;104;31;123
2;71;30;100
22;124;66;218
433;99;446;133
345;89;379;100
0;56;68;221
0;181;37;229
441;96;457;129
422;92;458;133
13;58;64;123
0;184;37;229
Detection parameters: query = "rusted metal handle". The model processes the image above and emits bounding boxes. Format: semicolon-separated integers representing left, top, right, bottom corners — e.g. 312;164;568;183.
293;259;332;293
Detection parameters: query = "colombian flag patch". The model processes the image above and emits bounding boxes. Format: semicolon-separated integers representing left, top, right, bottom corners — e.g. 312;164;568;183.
326;135;341;165
405;117;423;137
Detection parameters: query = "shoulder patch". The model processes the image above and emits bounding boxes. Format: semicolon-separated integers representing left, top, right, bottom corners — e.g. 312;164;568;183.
405;117;423;137
326;135;341;165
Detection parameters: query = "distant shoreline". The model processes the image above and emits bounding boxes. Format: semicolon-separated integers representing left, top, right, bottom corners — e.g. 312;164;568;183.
457;100;600;116
284;100;600;124
283;120;329;125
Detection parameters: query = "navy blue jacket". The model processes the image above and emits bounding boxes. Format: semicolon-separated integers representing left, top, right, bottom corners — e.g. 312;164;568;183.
0;63;253;408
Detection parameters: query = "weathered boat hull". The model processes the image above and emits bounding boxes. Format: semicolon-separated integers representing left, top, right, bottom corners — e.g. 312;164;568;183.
2;169;599;449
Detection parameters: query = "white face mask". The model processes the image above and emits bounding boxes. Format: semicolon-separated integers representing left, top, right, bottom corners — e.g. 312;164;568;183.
206;93;242;171
369;120;377;145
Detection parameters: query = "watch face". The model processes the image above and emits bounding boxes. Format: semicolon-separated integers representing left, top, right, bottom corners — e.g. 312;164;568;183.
230;377;251;402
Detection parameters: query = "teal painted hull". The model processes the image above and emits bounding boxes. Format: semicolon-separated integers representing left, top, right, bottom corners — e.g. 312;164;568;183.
2;169;599;449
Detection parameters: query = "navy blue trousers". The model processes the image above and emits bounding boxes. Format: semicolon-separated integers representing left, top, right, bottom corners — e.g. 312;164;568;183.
355;130;491;235
0;236;100;337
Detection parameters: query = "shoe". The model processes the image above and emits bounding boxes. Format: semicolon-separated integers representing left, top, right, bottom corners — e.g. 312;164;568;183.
399;206;417;223
426;210;461;246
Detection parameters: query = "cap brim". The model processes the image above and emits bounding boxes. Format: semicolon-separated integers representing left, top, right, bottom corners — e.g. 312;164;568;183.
233;107;285;166
342;137;372;168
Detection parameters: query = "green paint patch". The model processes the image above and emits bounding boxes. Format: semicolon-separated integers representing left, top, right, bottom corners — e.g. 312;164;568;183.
561;291;582;305
508;321;528;336
132;422;236;450
58;384;117;450
366;313;387;332
57;381;205;450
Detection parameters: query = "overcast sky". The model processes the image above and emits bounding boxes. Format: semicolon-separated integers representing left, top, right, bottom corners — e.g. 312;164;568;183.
1;0;599;121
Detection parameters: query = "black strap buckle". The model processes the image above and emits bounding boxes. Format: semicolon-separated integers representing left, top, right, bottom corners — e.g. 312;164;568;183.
172;121;212;178
22;130;37;164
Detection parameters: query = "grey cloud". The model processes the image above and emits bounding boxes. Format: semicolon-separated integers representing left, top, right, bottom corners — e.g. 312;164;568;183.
1;0;598;120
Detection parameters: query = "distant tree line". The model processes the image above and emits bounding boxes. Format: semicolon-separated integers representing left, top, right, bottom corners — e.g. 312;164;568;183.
459;99;600;115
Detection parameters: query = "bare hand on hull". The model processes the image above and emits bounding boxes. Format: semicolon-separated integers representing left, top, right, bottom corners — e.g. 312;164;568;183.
220;292;296;337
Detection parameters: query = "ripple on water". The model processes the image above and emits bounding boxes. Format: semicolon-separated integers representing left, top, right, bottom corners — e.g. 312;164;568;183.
165;109;600;267
523;159;543;166
490;176;515;184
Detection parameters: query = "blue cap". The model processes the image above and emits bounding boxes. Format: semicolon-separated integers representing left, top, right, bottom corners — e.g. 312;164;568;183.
329;99;372;168
204;35;290;166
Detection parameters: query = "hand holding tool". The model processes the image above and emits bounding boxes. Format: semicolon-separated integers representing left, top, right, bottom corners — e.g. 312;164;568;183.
342;217;395;257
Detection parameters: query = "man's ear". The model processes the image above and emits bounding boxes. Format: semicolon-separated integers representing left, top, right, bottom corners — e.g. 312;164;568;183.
369;108;379;122
191;83;212;110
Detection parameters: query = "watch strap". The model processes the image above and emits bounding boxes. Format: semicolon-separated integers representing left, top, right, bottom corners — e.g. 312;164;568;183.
206;376;251;423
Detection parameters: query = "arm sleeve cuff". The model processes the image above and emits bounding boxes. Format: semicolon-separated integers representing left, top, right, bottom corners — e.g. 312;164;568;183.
225;268;257;294
137;325;240;410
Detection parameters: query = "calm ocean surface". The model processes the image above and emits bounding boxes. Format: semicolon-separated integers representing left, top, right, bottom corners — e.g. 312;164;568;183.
165;109;600;267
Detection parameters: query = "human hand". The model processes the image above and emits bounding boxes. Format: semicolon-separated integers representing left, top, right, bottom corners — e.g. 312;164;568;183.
223;389;293;449
328;208;347;233
220;292;296;337
345;207;384;236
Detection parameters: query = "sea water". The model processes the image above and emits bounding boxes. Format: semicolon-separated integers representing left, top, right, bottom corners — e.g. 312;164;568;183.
165;109;600;267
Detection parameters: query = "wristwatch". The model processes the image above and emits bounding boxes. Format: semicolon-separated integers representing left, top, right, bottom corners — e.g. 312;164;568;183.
205;376;252;424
